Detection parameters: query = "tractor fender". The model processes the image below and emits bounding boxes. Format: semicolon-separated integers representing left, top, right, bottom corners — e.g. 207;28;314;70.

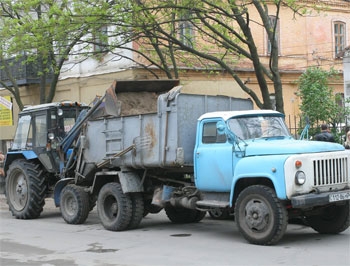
4;151;37;173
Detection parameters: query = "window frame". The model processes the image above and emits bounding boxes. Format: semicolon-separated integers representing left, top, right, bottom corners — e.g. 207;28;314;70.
94;25;109;54
202;121;226;144
266;15;280;55
333;21;346;58
178;12;194;48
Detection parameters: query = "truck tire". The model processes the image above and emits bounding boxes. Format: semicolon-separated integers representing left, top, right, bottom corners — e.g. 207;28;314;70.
6;159;46;219
143;199;163;217
209;208;230;220
60;184;90;224
97;182;132;231
305;202;350;234
193;210;207;222
235;185;288;245
127;193;144;229
165;206;205;223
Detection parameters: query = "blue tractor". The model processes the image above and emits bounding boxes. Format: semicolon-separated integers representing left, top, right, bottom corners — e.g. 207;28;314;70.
3;101;90;219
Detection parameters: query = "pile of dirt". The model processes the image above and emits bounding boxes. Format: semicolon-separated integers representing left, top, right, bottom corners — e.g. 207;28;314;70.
117;91;161;116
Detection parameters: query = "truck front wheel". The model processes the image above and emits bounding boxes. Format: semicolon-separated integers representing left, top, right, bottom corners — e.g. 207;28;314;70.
305;202;349;234
60;184;90;224
235;185;288;245
6;159;46;219
97;182;132;231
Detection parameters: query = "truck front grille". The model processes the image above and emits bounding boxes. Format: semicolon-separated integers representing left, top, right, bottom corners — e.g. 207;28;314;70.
313;156;349;186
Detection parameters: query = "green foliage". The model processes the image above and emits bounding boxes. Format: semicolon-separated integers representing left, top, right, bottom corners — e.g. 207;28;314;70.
297;67;349;142
0;0;120;108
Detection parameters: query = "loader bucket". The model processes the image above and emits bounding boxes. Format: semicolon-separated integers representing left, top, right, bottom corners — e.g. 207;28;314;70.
102;79;180;117
104;81;121;117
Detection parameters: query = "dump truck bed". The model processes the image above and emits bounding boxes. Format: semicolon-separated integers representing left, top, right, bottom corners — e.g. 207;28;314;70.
80;85;252;173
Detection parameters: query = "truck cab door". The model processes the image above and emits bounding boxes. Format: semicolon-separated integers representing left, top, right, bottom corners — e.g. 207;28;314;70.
194;120;233;192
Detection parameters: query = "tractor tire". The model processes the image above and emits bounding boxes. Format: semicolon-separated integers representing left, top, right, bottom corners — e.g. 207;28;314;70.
306;202;350;234
97;182;132;231
127;193;144;230
5;159;46;219
235;185;288;245
60;184;90;224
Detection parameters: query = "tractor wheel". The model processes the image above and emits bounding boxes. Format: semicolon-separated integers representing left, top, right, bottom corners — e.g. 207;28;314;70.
306;202;349;234
235;185;288;245
6;159;46;219
60;184;90;224
97;182;132;231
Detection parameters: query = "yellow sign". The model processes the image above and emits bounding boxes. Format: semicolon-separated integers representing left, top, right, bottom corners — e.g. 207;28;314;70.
0;96;13;126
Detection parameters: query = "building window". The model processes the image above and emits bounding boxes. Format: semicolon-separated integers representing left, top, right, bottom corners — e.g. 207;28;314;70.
335;93;344;108
266;16;280;55
178;13;194;47
334;21;346;57
94;25;109;53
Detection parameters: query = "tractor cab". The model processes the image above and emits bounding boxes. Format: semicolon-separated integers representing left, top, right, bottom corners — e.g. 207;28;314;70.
8;101;89;174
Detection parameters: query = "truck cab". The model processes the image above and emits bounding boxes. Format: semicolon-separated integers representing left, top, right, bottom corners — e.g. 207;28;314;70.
194;110;349;245
194;110;293;193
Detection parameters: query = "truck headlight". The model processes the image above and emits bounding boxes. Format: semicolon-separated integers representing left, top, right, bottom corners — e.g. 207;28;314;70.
295;171;306;185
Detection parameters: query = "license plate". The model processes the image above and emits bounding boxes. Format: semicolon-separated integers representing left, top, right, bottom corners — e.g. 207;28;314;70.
329;191;350;202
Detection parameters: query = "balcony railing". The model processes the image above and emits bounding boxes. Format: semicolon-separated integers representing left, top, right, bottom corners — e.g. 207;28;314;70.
0;56;53;87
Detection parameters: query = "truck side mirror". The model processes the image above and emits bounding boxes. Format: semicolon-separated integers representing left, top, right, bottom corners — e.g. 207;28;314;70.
217;121;235;144
216;121;226;135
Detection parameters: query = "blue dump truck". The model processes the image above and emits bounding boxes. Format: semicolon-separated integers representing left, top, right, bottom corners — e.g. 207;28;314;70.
3;80;349;245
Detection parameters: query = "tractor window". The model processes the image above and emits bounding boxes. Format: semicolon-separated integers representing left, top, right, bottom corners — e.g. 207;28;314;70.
34;115;47;147
64;117;75;133
60;109;80;134
12;115;32;150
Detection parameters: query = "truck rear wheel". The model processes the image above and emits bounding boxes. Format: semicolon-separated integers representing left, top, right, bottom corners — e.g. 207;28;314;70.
6;159;46;219
235;185;288;245
165;206;205;223
97;182;132;231
127;193;144;229
305;202;350;234
60;184;90;224
209;208;230;220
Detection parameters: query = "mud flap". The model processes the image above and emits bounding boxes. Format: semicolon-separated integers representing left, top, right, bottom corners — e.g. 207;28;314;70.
119;171;144;193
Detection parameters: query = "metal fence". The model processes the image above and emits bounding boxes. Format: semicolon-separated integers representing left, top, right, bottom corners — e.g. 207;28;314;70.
285;114;349;144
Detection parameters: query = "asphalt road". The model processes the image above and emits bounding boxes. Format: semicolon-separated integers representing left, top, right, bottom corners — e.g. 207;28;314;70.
0;194;349;266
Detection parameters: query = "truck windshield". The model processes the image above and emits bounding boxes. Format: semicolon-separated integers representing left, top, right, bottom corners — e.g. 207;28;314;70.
227;115;291;140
